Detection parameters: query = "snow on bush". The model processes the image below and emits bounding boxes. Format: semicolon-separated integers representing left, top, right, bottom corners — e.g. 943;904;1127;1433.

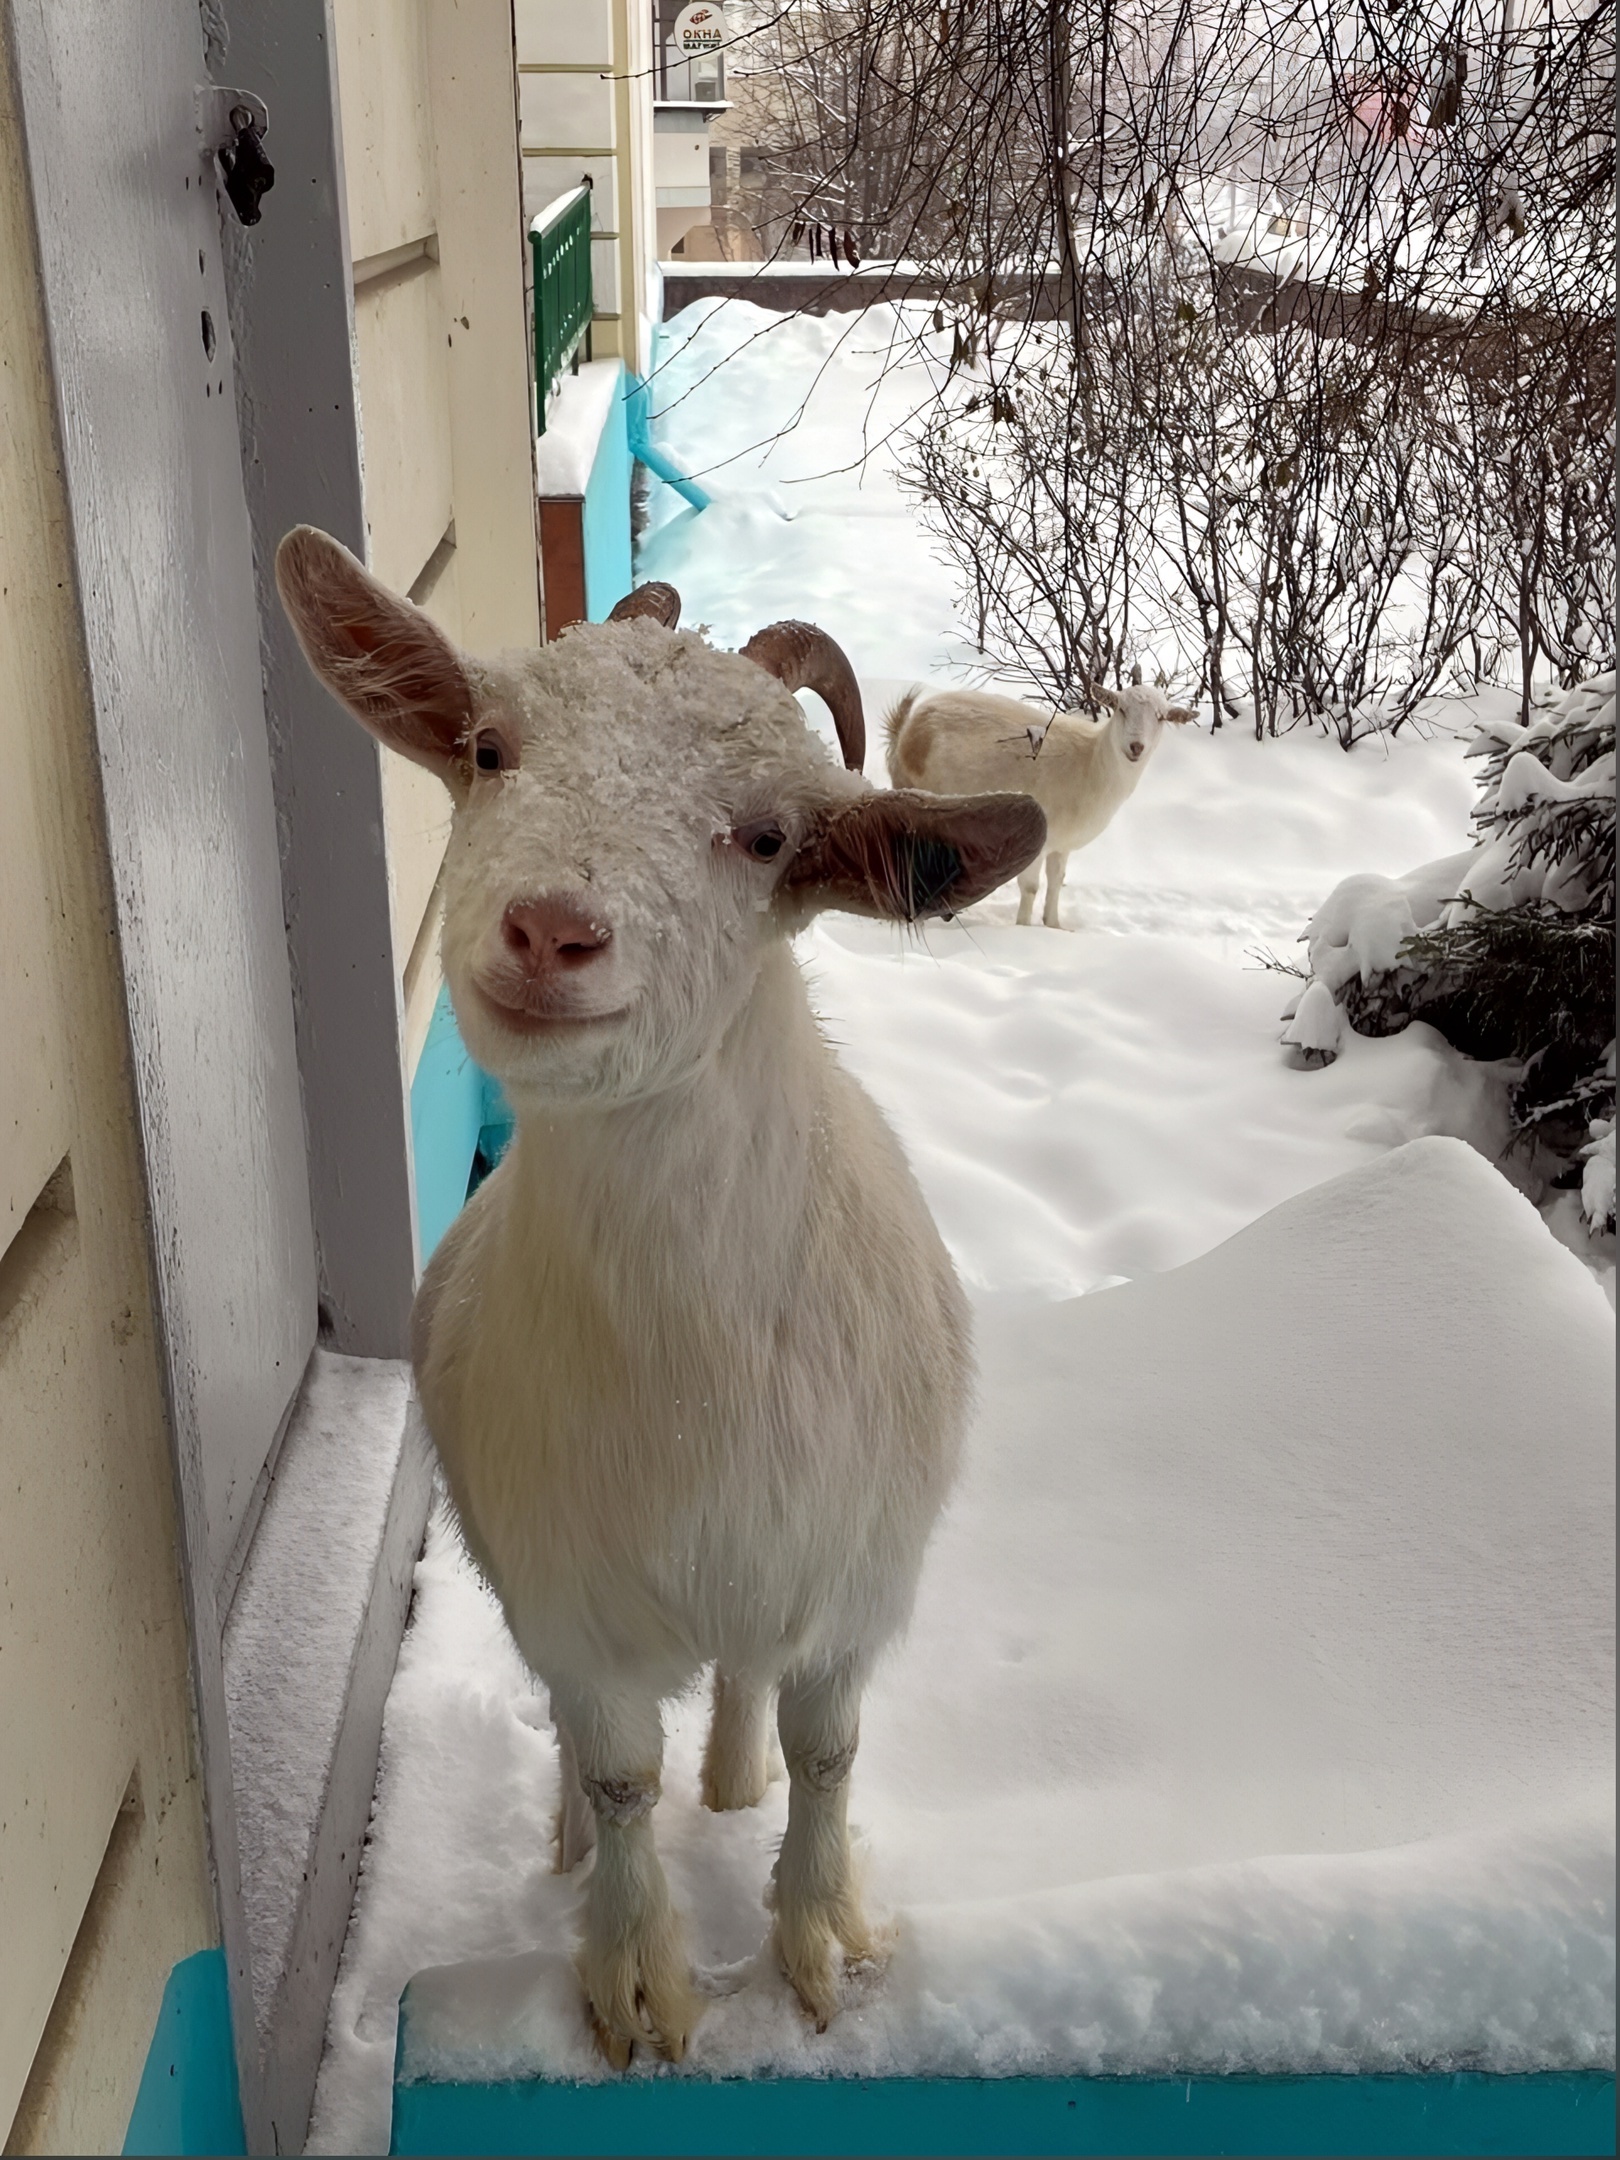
1278;977;1343;1065
1580;1118;1616;1235
1291;673;1616;1228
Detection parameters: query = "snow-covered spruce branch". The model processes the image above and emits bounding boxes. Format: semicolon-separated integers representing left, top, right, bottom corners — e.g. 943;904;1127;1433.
1283;674;1615;1230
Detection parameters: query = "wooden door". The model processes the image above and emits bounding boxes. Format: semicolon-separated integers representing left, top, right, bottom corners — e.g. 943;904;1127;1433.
7;0;320;1605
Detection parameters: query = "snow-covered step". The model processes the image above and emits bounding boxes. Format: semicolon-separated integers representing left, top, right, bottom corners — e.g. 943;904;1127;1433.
381;1138;1612;2150
222;1354;433;2147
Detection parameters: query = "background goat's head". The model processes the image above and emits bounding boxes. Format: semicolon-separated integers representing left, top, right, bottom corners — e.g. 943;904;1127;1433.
277;528;1044;1107
1086;676;1196;764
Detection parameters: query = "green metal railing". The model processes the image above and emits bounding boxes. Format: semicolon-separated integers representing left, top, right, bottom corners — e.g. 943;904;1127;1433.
531;184;593;434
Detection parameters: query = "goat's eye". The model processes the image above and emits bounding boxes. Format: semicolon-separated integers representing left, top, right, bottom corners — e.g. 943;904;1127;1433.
473;731;507;774
735;820;787;862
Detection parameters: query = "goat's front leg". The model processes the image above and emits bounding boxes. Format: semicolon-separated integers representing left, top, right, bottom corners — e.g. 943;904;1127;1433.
701;1665;772;1811
1015;860;1040;925
550;1679;699;2067
772;1661;874;2030
1041;849;1068;928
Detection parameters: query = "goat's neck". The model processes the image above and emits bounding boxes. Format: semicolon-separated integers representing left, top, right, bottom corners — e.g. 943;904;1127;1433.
1093;713;1132;761
1057;711;1140;780
501;942;821;1315
1050;711;1121;765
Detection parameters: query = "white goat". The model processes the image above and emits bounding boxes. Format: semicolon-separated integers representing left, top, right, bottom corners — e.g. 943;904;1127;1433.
276;531;1045;2068
887;676;1194;927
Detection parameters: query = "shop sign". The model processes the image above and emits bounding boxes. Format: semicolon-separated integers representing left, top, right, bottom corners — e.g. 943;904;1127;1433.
673;3;726;54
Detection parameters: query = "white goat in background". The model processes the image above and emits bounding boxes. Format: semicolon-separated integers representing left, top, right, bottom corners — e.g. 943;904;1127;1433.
887;674;1194;927
276;531;1045;2069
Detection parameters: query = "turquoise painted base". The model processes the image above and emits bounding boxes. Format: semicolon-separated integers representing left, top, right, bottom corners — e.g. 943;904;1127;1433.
582;363;634;619
626;369;711;510
123;1948;245;2156
391;1926;1612;2156
390;2068;1615;2157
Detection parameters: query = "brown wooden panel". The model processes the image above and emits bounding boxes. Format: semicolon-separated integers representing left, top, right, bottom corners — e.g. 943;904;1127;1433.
539;497;586;638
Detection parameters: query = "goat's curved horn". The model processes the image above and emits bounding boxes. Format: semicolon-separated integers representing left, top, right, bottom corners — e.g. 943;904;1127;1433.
1129;661;1143;685
608;581;681;628
740;621;866;771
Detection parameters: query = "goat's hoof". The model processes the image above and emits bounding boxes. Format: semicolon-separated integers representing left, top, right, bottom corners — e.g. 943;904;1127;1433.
784;1956;841;2033
588;1994;691;2068
776;1906;877;2033
581;1939;700;2069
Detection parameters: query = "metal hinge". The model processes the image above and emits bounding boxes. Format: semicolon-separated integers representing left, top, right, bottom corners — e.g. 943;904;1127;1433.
196;86;274;226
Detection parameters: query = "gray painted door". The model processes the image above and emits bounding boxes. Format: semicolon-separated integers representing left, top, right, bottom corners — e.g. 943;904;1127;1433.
10;0;319;1596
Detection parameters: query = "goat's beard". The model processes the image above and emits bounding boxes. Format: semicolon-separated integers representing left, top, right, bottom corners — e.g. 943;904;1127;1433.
447;945;771;1116
451;988;658;1111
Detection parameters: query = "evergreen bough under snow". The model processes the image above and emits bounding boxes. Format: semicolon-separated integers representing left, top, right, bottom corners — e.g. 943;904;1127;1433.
1284;675;1616;1234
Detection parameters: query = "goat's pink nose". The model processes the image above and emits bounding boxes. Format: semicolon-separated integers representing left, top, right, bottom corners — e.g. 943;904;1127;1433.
501;897;612;978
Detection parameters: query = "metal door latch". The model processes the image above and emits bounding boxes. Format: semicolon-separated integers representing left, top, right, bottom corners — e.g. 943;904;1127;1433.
196;86;275;226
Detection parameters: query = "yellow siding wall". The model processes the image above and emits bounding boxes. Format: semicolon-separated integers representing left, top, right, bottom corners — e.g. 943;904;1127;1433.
517;0;656;376
333;0;541;1078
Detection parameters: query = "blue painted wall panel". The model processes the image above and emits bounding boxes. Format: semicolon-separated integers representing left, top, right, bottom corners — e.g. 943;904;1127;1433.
123;1948;245;2157
391;2068;1616;2159
581;366;632;622
410;988;487;1263
410;988;515;1260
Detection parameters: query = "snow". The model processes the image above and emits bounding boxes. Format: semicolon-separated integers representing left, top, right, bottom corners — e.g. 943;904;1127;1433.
802;921;1508;1300
662;258;932;279
398;1814;1613;2090
1582;1122;1617;1236
535;359;625;499
222;1352;413;2029
1280;975;1342;1057
305;303;1614;2150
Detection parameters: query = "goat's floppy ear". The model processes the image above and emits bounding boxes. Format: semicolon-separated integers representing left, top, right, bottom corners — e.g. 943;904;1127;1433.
786;790;1046;922
275;525;474;778
1086;680;1123;711
1163;705;1195;725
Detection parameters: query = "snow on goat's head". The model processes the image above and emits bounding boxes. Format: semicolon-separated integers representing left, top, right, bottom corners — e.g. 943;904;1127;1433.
276;527;1044;1108
1087;675;1196;763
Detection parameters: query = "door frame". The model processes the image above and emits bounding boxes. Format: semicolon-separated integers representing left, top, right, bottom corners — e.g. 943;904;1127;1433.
6;1;421;2146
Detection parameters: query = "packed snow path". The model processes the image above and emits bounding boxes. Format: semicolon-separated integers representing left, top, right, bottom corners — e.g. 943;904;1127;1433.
305;304;1614;2149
